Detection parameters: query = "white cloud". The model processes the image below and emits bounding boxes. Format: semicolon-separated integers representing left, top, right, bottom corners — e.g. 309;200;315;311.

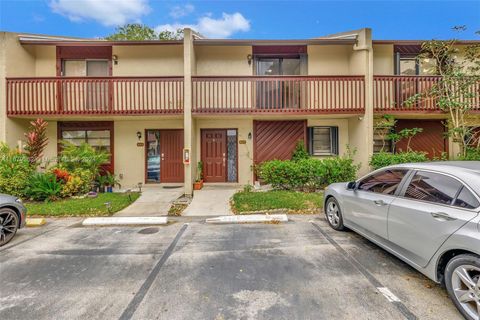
156;12;250;38
50;0;151;26
169;4;194;19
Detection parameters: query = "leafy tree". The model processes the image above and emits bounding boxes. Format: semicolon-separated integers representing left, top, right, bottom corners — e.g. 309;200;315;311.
405;30;480;157
105;23;184;40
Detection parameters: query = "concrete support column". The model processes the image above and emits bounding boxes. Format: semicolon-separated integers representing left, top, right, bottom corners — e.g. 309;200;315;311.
348;28;374;176
183;28;196;196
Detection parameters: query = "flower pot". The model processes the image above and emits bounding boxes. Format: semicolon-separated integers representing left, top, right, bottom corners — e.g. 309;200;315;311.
106;186;113;193
99;186;106;193
193;180;204;190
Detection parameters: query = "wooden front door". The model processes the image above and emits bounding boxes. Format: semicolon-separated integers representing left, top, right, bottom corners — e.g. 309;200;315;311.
160;130;184;183
202;130;227;182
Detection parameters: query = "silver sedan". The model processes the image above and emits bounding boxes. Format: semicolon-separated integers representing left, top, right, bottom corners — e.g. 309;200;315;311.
324;161;480;320
0;193;27;247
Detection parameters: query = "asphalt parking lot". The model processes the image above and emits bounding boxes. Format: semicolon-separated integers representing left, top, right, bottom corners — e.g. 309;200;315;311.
0;215;463;320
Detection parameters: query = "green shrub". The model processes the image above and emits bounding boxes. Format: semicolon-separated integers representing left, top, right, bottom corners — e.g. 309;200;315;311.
0;143;34;197
26;172;62;202
57;141;109;184
370;151;429;170
458;147;480;160
291;140;310;161
259;154;359;192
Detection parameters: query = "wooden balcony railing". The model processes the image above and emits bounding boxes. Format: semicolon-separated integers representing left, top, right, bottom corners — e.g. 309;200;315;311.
6;77;184;116
374;75;480;112
192;76;365;113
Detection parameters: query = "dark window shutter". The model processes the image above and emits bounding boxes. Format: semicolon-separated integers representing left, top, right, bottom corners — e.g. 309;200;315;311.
307;127;313;154
331;127;339;155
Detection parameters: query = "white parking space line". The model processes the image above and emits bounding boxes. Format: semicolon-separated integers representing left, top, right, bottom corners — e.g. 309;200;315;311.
378;287;402;303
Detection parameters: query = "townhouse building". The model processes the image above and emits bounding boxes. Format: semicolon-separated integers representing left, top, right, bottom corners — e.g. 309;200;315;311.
1;28;478;195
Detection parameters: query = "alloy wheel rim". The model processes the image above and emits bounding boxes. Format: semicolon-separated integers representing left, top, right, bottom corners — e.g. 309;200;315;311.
0;211;17;244
451;264;480;319
326;201;340;226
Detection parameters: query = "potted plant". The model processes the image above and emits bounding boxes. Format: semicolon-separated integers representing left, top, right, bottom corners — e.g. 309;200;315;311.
96;174;109;193
105;172;121;193
193;161;204;190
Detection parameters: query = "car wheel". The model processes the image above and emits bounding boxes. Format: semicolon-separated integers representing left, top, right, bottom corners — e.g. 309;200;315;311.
445;254;480;320
325;197;345;231
0;208;19;247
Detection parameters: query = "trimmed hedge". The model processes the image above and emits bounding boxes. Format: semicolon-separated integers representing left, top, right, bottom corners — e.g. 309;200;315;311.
369;151;429;170
258;156;359;192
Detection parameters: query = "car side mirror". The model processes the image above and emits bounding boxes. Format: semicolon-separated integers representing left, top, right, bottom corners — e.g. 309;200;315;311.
346;181;357;190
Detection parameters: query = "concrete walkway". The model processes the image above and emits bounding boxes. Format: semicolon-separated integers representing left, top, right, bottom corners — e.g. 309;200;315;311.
115;185;183;216
182;184;240;216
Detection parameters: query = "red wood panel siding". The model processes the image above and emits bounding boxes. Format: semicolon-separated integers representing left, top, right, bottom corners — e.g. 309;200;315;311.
202;130;227;182
57;121;114;173
160;130;184;183
254;120;307;166
395;120;447;159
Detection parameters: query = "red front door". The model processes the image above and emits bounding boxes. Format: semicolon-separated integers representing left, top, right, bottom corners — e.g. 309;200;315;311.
160;130;184;183
202;130;227;182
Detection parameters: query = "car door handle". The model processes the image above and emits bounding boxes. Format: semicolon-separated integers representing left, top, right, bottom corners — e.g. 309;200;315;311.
431;212;457;221
373;200;387;206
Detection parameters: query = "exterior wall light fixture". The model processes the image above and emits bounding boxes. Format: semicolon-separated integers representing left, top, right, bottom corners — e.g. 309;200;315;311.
247;54;253;65
248;132;252;139
112;55;118;65
136;131;142;141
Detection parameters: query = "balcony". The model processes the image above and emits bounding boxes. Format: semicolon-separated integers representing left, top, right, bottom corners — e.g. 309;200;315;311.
192;76;365;114
6;77;184;116
374;75;480;113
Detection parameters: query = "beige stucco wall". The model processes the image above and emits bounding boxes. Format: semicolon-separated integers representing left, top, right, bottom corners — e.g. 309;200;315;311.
0;32;36;147
195;46;252;76
373;44;394;75
194;118;254;185
114;119;184;188
34;46;56;77
307;118;349;157
112;45;184;76
308;45;351;75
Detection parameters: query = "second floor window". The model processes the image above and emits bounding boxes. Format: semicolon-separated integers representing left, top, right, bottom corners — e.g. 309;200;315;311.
397;56;437;76
256;57;301;76
63;60;109;77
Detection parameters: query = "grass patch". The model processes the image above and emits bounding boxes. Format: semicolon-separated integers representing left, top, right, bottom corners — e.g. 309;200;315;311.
25;192;140;217
232;190;323;214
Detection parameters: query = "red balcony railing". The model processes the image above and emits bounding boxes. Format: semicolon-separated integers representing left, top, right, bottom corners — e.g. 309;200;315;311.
374;76;480;112
6;77;184;116
192;76;365;114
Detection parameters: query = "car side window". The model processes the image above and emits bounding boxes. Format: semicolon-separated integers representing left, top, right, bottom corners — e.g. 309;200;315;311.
357;169;408;195
453;187;480;209
404;171;462;205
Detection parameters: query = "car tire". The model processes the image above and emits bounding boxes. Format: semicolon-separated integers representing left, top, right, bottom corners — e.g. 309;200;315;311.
0;208;19;247
324;197;345;231
445;254;480;320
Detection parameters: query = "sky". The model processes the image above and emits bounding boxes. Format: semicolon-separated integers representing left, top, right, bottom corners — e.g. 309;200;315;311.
0;0;479;40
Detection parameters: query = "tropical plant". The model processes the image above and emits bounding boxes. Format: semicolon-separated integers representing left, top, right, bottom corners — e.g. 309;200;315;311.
104;172;121;188
291;140;310;161
57;141;109;179
0;143;34;197
24;118;48;165
26;173;62;202
60;174;88;197
196;161;204;182
405;36;480;158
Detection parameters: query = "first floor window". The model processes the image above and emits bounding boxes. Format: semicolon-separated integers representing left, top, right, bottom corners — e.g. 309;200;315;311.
308;127;338;156
58;122;113;166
